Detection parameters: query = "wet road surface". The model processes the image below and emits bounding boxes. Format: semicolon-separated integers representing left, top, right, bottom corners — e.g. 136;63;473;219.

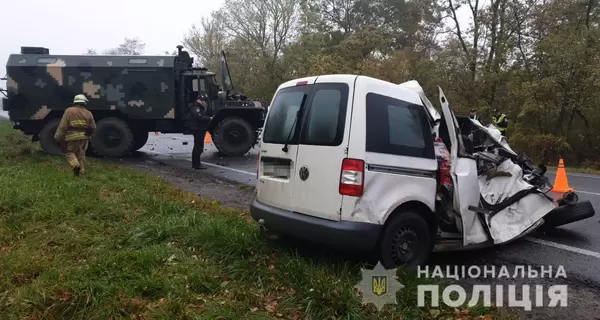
142;132;600;287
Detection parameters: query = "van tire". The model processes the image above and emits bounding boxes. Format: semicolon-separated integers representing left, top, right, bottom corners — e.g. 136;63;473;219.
39;118;63;156
90;117;134;158
379;211;432;269
212;117;255;157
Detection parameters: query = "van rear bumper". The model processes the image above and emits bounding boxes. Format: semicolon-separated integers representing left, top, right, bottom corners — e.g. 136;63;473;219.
250;199;382;252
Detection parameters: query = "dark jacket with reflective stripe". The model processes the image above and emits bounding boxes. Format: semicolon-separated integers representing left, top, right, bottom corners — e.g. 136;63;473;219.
184;101;211;132
55;105;96;141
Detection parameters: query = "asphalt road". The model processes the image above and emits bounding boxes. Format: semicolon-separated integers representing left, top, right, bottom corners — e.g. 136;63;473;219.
141;132;600;287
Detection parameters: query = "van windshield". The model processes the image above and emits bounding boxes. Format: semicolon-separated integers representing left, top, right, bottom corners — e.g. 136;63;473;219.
262;87;307;144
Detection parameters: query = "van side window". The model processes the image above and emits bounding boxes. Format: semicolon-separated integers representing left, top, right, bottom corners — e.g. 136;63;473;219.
365;93;435;159
299;83;349;146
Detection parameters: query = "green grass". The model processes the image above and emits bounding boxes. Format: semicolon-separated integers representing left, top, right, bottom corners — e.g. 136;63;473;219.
0;121;512;320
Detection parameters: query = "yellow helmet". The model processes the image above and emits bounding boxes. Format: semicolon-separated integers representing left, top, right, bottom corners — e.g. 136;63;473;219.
73;94;89;105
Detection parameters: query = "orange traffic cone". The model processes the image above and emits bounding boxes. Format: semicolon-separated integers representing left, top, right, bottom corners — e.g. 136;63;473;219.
204;132;212;143
551;158;574;193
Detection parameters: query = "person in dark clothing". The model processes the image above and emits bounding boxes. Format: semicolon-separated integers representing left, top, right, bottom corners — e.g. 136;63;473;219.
185;95;212;169
468;108;480;122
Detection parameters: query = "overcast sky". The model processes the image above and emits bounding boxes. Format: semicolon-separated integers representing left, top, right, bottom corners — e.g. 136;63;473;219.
1;0;473;90
0;0;224;88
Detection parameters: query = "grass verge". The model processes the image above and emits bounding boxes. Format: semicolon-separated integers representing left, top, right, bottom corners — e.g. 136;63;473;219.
0;121;512;319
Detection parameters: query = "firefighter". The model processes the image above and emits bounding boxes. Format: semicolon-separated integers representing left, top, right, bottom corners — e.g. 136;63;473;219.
492;108;508;136
54;94;96;176
185;94;212;170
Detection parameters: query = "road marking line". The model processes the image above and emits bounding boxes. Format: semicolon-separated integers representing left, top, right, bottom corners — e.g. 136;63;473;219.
568;173;600;179
202;162;255;176
525;238;600;259
576;190;600;196
143;149;255;177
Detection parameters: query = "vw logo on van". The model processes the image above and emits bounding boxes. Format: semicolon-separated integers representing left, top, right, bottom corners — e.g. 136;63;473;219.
299;166;309;181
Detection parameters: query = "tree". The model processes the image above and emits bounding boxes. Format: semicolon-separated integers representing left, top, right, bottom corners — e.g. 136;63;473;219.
85;38;147;56
103;37;146;55
180;0;600;166
183;0;301;99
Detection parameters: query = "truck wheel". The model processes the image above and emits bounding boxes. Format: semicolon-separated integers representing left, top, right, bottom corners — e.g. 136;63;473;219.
379;211;432;269
212;117;256;157
39;118;63;155
131;130;149;151
90;117;134;158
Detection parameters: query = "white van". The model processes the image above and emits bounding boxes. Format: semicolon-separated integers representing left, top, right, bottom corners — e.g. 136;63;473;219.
250;75;595;268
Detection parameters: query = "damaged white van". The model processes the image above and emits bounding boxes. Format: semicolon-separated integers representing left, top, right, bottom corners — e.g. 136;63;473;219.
250;75;595;268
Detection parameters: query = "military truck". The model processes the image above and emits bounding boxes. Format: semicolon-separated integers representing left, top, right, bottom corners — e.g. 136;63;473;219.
1;45;266;158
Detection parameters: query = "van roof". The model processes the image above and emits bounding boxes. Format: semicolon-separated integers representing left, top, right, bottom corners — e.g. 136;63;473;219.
276;74;431;113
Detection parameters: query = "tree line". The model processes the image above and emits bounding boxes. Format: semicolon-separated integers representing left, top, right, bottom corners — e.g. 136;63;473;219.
98;0;600;166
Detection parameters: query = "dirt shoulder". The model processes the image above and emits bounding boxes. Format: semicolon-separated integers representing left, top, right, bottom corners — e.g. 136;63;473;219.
118;158;256;211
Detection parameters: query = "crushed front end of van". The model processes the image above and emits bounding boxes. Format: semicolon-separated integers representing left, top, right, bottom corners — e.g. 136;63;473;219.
431;86;595;253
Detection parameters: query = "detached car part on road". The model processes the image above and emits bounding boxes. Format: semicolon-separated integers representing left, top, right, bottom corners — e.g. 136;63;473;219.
249;75;596;268
2;46;266;158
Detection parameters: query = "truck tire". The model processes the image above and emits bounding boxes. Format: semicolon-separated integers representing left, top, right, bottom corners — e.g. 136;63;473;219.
39;118;63;156
212;117;256;157
90;117;134;158
543;200;595;229
379;211;432;269
131;130;149;151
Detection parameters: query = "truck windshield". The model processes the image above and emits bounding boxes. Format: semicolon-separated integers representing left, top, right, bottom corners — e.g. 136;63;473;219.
262;86;308;144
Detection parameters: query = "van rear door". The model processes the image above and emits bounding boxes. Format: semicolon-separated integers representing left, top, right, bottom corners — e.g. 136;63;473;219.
290;76;354;221
257;77;317;211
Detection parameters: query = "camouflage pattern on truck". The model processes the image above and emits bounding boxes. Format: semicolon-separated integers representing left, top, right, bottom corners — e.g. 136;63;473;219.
3;46;266;158
4;54;177;121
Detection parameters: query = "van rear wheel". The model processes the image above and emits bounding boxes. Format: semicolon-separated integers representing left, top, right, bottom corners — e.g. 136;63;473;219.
379;211;432;269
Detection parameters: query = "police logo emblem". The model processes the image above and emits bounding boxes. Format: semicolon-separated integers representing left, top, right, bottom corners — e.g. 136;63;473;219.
371;275;387;296
354;261;404;311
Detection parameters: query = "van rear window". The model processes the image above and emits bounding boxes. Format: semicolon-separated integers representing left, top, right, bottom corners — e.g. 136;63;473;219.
262;83;349;146
262;87;308;144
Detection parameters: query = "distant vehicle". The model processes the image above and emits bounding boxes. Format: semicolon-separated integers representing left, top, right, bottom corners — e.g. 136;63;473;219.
1;46;267;157
250;75;595;268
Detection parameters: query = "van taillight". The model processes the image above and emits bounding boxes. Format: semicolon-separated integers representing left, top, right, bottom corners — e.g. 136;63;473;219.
296;81;308;86
339;158;364;197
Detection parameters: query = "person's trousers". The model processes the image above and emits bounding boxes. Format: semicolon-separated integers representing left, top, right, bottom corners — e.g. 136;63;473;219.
65;139;88;172
192;131;206;167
